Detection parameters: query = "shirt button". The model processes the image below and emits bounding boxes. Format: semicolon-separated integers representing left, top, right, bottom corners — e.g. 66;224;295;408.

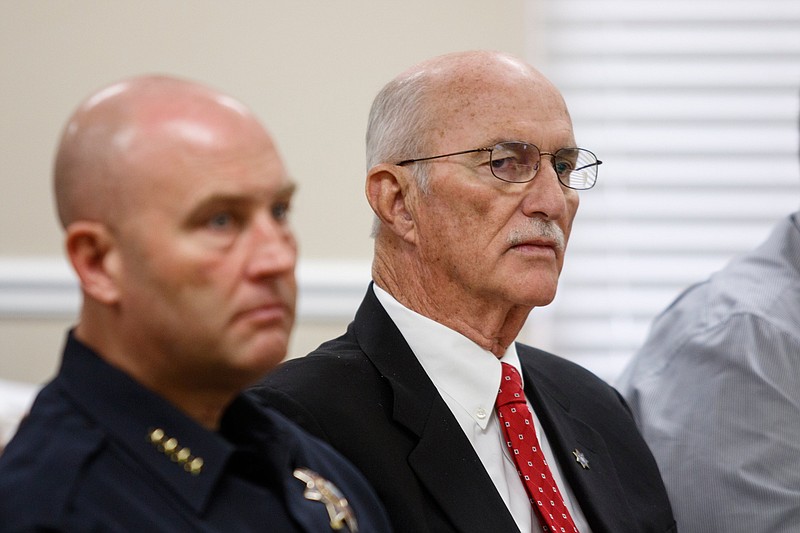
476;408;488;420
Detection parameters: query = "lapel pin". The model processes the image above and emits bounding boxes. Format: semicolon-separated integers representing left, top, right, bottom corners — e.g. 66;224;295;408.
294;467;359;532
572;449;590;469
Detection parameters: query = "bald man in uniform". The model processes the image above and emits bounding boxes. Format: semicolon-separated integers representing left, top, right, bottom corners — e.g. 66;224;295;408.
0;76;389;532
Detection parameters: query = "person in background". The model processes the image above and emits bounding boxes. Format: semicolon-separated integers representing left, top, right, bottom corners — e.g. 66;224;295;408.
0;75;390;533
617;113;800;531
250;50;676;533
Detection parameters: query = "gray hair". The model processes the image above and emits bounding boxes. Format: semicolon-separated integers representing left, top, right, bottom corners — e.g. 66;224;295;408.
365;70;435;193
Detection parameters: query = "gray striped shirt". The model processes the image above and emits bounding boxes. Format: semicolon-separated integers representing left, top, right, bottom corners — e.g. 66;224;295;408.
617;211;800;532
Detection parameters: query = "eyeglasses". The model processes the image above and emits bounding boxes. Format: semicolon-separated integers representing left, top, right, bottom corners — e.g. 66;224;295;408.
396;141;601;190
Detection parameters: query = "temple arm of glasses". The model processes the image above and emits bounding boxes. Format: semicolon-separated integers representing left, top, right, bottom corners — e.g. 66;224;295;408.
575;160;603;171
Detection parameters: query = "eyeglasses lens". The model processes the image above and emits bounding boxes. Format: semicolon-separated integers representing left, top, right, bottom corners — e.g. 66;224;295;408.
489;142;598;189
489;142;539;183
555;148;598;190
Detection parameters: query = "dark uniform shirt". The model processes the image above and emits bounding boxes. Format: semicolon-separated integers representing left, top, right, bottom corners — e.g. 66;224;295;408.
0;332;391;532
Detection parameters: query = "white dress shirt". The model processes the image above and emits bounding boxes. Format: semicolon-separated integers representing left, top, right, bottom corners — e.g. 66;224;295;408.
374;284;591;533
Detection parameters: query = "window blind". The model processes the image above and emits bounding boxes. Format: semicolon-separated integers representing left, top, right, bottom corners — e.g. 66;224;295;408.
522;0;800;382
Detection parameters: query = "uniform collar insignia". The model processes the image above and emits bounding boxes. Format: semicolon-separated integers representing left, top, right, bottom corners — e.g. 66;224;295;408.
148;427;204;475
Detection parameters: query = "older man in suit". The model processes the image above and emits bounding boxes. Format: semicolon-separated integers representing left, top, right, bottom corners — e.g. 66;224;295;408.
251;50;675;533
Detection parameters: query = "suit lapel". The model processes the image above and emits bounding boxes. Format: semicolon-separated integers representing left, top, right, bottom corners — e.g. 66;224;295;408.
352;287;519;533
520;359;635;533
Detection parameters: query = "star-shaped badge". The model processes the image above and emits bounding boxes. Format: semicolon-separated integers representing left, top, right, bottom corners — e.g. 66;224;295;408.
573;449;590;469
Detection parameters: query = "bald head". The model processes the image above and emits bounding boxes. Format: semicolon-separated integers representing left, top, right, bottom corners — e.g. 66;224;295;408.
56;76;297;422
54;76;274;229
365;50;567;176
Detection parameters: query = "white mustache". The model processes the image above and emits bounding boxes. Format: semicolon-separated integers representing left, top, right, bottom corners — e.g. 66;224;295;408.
507;220;565;251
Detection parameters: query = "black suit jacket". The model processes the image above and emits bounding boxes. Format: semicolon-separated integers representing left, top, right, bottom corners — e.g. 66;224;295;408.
250;286;676;533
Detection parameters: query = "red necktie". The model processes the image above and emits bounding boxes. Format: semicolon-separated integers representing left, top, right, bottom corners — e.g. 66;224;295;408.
496;363;579;533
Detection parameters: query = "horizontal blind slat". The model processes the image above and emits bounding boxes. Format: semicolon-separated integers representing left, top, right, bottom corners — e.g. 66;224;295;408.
547;0;800;22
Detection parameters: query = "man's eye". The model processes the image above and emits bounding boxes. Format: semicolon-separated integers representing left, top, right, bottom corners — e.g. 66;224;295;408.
554;160;574;176
272;201;290;222
490;156;517;171
207;212;235;230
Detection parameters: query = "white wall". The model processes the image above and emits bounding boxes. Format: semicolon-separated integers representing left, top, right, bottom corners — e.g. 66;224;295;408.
0;1;527;385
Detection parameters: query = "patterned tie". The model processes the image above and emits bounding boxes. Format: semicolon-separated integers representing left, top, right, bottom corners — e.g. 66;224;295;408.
496;363;578;533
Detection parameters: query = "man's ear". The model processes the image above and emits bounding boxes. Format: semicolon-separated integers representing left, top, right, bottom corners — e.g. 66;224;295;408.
365;163;417;243
65;221;122;305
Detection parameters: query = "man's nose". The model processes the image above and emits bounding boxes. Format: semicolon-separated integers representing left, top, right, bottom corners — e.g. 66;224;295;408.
245;214;297;279
520;158;571;220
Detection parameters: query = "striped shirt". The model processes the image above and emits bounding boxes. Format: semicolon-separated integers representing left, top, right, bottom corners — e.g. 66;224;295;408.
617;211;800;531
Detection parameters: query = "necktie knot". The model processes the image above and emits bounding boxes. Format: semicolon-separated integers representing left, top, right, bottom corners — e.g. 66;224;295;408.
496;362;526;407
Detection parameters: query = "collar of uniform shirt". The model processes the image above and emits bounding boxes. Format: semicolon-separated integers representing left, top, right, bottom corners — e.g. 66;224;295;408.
372;283;522;431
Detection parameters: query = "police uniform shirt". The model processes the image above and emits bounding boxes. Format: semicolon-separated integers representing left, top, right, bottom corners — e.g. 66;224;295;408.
0;332;390;532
